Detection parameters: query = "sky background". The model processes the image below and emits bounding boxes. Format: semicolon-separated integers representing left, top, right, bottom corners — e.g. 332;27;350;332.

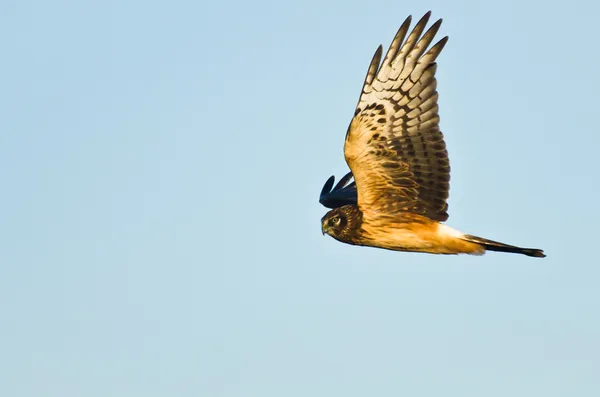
1;0;599;396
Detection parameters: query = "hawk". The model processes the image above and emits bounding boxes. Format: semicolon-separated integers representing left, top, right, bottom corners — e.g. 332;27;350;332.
319;12;545;258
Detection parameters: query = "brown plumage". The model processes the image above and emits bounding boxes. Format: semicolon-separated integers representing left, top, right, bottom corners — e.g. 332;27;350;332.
320;12;545;258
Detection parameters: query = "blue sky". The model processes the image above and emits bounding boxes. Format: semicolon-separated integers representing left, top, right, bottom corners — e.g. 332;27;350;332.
1;1;599;396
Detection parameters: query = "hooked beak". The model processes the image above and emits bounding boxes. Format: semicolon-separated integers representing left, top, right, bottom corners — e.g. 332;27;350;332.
321;223;327;235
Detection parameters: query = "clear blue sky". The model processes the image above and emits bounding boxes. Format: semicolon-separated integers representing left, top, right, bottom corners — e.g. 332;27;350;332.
1;1;598;396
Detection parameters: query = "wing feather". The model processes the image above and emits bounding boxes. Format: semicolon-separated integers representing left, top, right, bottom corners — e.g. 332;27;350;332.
344;12;451;221
319;172;358;209
380;16;412;75
391;12;431;71
358;46;383;100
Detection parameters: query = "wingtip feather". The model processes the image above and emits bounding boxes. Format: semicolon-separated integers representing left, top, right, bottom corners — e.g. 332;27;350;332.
320;175;335;198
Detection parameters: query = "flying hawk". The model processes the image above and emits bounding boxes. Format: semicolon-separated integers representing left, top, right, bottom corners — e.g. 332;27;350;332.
319;12;545;258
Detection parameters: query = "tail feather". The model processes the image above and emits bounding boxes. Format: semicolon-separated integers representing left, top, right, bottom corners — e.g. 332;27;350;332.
462;234;546;258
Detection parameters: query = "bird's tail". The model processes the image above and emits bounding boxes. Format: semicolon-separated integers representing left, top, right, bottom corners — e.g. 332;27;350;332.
462;234;546;258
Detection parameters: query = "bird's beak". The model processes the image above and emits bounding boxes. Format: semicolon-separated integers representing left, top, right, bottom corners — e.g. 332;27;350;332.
321;223;327;235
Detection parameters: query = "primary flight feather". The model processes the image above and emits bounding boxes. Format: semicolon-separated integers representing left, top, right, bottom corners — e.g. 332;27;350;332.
319;12;545;258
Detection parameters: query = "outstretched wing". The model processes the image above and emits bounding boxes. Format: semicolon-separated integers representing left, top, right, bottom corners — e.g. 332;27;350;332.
319;172;357;209
344;12;450;222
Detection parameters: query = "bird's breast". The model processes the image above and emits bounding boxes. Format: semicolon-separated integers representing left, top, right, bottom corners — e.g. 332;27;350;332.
357;211;440;251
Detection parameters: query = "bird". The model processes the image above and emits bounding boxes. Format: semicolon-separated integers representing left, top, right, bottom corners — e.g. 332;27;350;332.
319;11;545;258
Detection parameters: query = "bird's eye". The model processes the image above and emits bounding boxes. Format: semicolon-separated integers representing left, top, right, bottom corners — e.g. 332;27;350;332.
331;216;341;225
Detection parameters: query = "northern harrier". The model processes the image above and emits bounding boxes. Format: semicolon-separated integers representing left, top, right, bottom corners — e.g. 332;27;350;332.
319;12;545;258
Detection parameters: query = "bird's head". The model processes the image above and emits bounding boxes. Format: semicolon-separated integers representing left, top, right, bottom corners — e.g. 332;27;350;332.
321;205;361;243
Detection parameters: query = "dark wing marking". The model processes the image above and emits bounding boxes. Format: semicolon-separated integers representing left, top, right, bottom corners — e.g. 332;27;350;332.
319;172;358;209
344;11;450;221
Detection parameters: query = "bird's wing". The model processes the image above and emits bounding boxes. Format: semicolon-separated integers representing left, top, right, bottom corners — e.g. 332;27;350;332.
319;172;358;209
344;12;450;221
